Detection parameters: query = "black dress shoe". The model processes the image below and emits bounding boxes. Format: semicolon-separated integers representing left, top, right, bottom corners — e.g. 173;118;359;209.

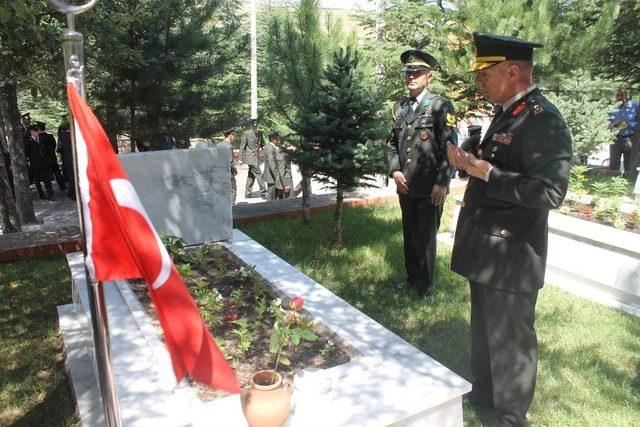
39;195;47;200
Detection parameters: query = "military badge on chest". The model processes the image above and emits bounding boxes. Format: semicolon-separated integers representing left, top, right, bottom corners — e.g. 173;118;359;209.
492;131;513;145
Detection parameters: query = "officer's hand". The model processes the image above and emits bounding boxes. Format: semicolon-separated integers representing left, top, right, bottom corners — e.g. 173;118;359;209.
392;171;409;194
431;184;448;205
447;142;491;180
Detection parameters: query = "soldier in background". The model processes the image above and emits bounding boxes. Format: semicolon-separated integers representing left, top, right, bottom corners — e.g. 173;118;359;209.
263;131;279;201
37;121;66;192
275;135;293;199
26;125;54;200
57;119;75;200
387;48;457;303
458;124;482;179
218;129;238;204
240;119;266;199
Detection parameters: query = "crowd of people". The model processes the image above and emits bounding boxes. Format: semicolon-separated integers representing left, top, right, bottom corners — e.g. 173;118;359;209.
15;112;75;201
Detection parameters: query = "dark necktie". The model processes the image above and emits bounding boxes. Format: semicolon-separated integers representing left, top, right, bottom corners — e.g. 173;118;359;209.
408;96;418;107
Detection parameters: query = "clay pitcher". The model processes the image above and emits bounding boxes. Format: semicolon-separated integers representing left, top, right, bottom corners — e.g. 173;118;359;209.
241;370;292;427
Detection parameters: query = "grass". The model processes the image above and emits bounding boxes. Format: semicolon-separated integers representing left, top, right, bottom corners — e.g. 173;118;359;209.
0;256;78;426
240;202;640;426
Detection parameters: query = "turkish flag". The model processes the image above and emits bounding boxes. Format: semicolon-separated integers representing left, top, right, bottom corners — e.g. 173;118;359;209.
66;83;239;394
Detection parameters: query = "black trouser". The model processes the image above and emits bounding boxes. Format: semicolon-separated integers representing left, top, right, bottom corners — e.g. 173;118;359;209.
609;137;632;172
245;164;266;197
398;195;442;296
35;178;53;198
469;282;538;427
50;161;66;191
275;188;290;199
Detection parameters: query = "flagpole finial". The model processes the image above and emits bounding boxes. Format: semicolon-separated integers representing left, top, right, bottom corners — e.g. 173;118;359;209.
46;0;97;30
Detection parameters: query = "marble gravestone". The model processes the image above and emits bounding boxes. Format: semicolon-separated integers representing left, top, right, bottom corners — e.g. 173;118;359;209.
119;147;232;245
634;167;640;199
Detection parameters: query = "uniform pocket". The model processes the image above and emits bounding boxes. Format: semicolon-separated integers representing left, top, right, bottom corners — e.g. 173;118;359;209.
476;214;528;239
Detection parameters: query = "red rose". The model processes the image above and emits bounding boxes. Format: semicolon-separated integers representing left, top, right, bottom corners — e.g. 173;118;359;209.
291;296;304;311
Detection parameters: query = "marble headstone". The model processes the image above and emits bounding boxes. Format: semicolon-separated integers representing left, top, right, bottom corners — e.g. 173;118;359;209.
119;147;232;245
634;167;640;199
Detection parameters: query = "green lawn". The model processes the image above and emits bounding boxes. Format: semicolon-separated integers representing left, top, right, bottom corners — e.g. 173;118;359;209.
240;202;640;426
0;256;78;426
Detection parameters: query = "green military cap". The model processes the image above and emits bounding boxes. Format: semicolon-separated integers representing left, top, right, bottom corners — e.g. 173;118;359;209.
468;32;543;72
224;128;236;137
268;130;279;138
401;49;438;72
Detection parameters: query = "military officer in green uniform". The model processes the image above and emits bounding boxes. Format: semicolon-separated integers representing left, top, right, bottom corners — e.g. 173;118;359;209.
240;119;266;198
263;131;279;201
275;135;293;199
387;49;458;302
448;33;572;426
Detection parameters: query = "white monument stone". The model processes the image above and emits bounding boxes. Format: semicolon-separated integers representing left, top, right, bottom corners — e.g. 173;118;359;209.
119;147;232;245
634;167;640;199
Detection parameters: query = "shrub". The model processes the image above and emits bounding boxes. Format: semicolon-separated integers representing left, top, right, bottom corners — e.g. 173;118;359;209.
593;197;621;224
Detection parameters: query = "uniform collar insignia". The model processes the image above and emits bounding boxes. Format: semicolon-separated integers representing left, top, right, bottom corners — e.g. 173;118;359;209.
510;102;526;117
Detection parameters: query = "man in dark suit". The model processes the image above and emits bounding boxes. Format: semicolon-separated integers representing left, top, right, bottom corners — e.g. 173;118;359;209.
387;49;458;302
57;119;75;200
240;119;266;199
37;121;66;192
448;32;572;426
25;125;54;200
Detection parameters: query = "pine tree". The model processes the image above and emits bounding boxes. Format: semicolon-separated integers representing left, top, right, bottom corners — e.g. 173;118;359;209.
546;70;617;161
293;47;385;245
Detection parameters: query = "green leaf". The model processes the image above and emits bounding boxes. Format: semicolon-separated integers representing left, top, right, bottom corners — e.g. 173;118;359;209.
291;332;301;346
269;335;281;353
300;329;318;341
279;356;291;366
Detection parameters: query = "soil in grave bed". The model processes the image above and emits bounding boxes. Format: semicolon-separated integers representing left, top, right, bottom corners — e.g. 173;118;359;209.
130;243;351;401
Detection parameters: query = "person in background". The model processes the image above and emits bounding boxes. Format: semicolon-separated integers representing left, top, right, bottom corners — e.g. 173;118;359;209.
262;131;279;201
37;121;66;192
57;119;75;200
458;124;482;179
276;135;294;199
26;125;54;200
240;119;266;199
218;129;238;204
609;89;638;172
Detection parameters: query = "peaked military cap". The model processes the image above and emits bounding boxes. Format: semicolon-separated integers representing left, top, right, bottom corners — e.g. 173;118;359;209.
21;112;31;119
224;128;236;137
469;32;543;72
401;49;438;72
468;124;482;134
268;130;279;138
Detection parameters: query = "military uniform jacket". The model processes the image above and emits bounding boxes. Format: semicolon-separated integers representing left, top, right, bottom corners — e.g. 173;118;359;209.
240;129;263;166
263;142;278;185
275;148;292;190
387;91;457;197
451;88;572;292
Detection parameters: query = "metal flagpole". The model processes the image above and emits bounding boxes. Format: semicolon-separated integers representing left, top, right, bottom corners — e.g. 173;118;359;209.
46;1;122;425
250;0;258;119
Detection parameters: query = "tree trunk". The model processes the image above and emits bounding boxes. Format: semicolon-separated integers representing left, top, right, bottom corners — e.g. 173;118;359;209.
0;81;36;225
332;186;344;245
105;97;119;153
623;132;640;182
300;170;312;225
0;151;20;233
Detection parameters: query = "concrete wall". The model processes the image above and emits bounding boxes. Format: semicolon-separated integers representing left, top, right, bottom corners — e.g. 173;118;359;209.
119;148;232;245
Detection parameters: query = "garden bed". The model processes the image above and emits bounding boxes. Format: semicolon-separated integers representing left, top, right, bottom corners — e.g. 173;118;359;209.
130;243;351;401
560;198;640;234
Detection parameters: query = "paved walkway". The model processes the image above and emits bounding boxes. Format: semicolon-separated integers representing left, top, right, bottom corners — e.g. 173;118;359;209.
0;176;468;262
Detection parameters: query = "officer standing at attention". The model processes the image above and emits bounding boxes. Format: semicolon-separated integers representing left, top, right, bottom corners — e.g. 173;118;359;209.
387;49;457;303
240;119;266;199
448;32;572;426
